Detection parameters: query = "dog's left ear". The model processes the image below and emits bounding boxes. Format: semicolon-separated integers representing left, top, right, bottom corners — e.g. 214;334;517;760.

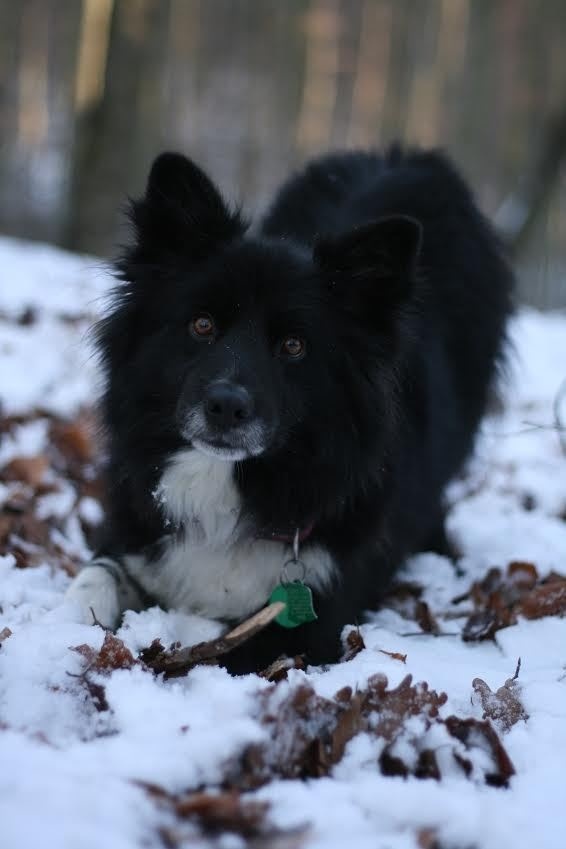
128;152;245;264
314;215;422;309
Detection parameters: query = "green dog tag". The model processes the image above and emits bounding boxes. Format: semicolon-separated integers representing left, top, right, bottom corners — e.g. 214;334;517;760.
269;582;318;628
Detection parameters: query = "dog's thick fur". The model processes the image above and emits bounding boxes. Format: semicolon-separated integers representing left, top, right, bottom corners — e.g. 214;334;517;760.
66;147;513;673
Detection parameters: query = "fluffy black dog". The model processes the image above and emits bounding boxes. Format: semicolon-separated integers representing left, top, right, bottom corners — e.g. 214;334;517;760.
66;146;513;673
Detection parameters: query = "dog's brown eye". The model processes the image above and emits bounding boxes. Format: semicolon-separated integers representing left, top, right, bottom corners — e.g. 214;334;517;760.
190;314;215;339
280;336;305;359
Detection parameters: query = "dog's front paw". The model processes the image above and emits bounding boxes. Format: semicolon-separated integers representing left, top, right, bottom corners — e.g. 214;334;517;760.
65;564;121;629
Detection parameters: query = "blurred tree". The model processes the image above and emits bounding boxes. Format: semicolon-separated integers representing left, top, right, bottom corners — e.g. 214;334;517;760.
0;0;565;305
0;0;81;245
67;0;171;255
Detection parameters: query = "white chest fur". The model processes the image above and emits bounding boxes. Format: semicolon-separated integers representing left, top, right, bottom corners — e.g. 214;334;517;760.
154;449;241;545
127;449;337;620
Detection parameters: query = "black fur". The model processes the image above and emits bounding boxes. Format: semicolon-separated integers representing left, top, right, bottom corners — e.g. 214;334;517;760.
96;147;513;673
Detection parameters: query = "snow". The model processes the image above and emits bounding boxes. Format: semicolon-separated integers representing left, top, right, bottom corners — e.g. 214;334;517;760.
1;236;566;849
0;236;108;416
0;419;50;465
78;496;105;526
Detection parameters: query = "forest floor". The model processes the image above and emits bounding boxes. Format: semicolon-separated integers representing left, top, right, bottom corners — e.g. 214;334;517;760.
1;236;566;849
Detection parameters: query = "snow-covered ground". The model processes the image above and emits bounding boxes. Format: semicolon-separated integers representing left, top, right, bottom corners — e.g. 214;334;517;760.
1;235;566;849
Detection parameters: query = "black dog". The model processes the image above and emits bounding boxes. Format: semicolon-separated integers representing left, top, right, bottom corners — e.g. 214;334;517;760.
66;146;513;673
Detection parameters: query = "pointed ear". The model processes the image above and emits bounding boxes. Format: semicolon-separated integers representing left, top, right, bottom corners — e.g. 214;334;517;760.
314;215;422;308
128;152;246;263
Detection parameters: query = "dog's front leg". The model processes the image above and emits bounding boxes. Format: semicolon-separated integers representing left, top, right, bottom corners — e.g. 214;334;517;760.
65;558;144;629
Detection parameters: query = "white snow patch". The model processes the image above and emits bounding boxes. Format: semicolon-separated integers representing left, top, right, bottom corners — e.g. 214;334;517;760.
0;419;49;465
0;238;566;849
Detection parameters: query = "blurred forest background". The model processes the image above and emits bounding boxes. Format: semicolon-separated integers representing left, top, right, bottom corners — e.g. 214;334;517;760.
1;0;566;306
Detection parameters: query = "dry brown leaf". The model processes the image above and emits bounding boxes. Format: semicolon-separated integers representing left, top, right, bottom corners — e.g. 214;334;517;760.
69;634;137;713
71;632;137;673
136;783;308;847
138;638;166;665
366;674;446;741
462;609;507;642
378;649;407;663
415;600;441;635
1;455;48;487
341;628;365;661
518;580;566;619
414;749;441;780
50;416;95;465
417;828;442;849
507;560;538;589
94;632;137;671
0;510;53;562
444;715;515;786
472;665;528;732
380;584;442;635
174;791;268;837
259;655;305;682
461;562;566;641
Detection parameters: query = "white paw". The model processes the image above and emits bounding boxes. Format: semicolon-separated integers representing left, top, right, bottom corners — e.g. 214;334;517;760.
65;565;121;629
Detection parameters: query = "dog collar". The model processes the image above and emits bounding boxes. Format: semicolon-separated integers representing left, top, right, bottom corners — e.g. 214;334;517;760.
259;520;316;545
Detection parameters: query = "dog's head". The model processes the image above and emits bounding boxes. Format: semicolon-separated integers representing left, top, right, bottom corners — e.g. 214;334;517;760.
102;153;421;472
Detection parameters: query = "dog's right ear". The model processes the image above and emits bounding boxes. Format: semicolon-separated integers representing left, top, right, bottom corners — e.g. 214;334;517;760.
127;152;246;264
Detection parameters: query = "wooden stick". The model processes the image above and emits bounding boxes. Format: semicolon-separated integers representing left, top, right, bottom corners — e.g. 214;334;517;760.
143;601;286;677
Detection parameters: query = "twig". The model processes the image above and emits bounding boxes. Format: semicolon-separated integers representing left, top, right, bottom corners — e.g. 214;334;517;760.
143;601;286;677
89;606;111;630
485;375;566;451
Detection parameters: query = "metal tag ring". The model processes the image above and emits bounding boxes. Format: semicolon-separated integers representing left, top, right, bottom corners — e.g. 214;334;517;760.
280;557;307;585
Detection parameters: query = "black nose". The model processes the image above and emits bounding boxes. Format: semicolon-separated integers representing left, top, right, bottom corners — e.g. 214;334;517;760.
204;382;254;430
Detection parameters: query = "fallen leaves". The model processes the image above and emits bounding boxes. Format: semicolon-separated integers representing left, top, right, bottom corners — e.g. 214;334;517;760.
382;583;442;635
417;828;442;849
0;410;104;569
472;660;528;732
72;631;137;673
70;632;138;712
0;508;52;565
518;578;566;619
385;560;566;645
444;716;515;787
459;562;566;642
137;784;308;848
170;791;269;837
342;627;407;664
1;455;48;487
378;648;407;663
50;415;96;467
414;600;442;635
231;673;514;790
341;628;365;661
77;630;473;844
259;655;305;682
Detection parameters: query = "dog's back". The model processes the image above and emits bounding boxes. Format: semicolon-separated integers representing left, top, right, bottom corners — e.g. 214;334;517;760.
262;147;513;557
